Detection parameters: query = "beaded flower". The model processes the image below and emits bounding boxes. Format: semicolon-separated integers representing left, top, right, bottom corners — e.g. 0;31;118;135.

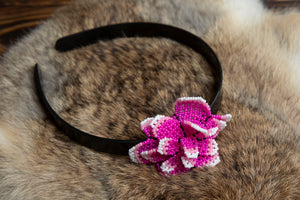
129;97;231;175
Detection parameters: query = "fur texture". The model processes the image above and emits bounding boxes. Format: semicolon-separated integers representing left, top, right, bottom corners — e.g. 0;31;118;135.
0;0;299;199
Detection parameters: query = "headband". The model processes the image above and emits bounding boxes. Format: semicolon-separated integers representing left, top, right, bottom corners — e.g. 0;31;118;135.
34;23;231;175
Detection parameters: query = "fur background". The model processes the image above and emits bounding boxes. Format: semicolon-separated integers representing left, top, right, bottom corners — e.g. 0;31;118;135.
0;0;299;199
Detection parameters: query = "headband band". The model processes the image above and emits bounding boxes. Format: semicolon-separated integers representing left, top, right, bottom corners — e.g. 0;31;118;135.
34;22;223;156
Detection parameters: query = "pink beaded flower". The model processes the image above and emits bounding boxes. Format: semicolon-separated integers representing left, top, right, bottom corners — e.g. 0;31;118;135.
129;97;231;175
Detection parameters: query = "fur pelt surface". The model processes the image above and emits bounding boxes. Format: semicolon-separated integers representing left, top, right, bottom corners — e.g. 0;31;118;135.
0;0;299;199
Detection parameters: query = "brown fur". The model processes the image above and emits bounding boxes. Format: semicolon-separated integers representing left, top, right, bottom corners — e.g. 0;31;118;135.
0;0;299;199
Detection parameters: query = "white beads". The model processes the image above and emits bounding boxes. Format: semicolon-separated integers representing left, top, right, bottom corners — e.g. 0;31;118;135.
225;114;232;122
206;156;220;167
175;96;206;104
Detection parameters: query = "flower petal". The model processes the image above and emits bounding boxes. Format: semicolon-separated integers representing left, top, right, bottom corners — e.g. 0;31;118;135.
140;117;154;137
181;120;218;139
174;97;211;123
206;155;221;167
159;158;177;174
128;138;158;164
198;139;219;156
157;137;180;155
181;156;197;169
149;115;168;128
213;118;227;131
212;114;232;122
180;137;199;158
140;148;169;163
195;153;220;168
152;117;184;140
159;154;189;175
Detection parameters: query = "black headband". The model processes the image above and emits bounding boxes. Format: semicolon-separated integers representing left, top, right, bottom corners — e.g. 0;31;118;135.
34;22;223;155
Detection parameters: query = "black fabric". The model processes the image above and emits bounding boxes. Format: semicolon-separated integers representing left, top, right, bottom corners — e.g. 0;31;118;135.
34;22;223;155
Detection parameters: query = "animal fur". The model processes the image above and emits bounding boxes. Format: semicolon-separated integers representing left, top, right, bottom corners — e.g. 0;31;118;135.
0;0;299;199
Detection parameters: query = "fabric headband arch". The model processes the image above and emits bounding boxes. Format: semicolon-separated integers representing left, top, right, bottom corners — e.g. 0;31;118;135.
34;22;224;158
